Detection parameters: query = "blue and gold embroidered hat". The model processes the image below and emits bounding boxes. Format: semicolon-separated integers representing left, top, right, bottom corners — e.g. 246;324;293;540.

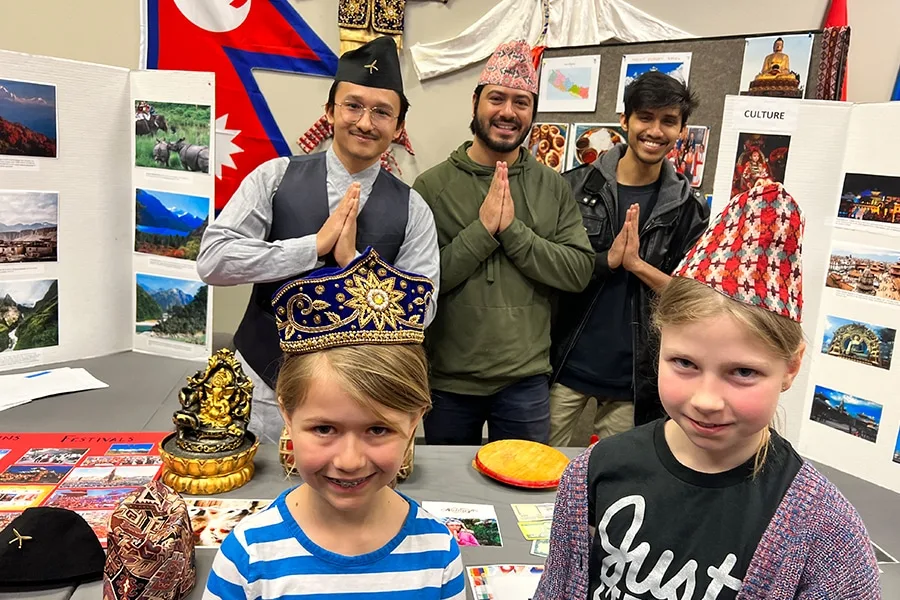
271;247;434;355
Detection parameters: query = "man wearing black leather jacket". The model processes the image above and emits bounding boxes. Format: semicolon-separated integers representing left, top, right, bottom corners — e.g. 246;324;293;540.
549;71;711;446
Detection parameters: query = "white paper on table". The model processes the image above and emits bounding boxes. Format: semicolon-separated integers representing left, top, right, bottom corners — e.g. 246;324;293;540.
0;367;109;411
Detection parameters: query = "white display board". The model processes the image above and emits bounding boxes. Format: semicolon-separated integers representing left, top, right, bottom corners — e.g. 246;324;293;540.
713;95;900;494
0;49;214;370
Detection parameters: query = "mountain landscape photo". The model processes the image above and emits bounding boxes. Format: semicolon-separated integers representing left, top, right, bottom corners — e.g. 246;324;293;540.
135;273;207;346
0;279;59;352
135;188;209;261
0;79;57;158
0;191;58;263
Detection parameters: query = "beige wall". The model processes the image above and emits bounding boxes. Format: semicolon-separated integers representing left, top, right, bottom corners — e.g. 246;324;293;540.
1;0;895;333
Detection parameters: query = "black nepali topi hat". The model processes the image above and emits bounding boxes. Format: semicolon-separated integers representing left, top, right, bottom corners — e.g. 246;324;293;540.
0;507;105;590
335;36;404;96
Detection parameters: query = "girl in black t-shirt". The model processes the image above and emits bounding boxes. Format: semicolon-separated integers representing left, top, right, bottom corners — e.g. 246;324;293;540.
533;182;880;600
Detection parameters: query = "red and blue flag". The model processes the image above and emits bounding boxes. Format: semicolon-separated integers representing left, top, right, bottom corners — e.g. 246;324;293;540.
141;0;338;211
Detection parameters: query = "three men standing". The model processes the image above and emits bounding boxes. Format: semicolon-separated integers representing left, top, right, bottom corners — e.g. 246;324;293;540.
196;37;440;443
413;41;594;445
549;71;711;446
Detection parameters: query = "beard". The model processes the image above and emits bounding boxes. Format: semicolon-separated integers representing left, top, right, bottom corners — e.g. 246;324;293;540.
470;114;530;153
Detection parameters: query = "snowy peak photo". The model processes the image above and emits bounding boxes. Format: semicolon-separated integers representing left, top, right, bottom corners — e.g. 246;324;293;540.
135;188;209;261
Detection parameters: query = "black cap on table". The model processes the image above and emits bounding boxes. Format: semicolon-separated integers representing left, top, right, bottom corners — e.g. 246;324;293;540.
0;507;105;591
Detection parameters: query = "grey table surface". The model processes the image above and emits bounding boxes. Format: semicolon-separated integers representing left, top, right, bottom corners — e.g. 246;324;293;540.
2;351;897;599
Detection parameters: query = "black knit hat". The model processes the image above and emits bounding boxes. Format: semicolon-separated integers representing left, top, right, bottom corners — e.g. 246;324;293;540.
335;36;404;95
0;507;105;590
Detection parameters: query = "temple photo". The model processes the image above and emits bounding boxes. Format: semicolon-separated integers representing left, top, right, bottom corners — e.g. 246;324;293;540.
837;172;900;232
821;315;895;371
825;242;900;304
739;33;814;98
810;384;883;444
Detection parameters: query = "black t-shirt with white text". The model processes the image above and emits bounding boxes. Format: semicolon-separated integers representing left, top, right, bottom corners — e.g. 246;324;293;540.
587;418;802;600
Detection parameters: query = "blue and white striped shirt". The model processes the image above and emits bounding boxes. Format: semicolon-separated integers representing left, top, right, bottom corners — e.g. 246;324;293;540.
202;488;466;600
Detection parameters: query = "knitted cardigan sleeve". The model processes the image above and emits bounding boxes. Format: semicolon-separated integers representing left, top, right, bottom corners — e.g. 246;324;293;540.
533;444;595;600
739;462;882;599
795;466;882;599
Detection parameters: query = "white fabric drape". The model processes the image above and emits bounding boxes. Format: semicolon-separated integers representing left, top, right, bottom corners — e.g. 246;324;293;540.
409;0;694;81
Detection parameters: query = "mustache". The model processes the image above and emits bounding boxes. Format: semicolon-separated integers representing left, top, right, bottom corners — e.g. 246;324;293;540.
491;117;520;128
349;128;378;140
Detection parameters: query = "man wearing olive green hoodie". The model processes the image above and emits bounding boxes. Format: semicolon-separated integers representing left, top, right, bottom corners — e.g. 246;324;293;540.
412;40;594;445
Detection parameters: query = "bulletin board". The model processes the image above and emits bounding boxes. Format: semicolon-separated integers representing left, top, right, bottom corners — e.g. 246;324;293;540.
534;28;842;200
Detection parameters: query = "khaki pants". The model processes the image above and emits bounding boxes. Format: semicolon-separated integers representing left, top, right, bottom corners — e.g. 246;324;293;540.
549;382;634;446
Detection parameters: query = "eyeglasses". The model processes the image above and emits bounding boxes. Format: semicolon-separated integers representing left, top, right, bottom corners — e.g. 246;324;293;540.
334;101;398;126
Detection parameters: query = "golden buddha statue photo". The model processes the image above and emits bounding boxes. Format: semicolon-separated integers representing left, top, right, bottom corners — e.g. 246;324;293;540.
159;348;261;494
744;37;803;98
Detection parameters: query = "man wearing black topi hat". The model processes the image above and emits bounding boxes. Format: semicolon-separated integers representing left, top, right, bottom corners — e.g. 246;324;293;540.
196;37;440;444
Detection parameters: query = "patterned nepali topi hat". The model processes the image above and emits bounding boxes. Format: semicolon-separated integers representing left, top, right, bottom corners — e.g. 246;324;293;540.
272;246;435;355
673;181;804;322
103;480;196;600
0;507;105;591
478;39;539;95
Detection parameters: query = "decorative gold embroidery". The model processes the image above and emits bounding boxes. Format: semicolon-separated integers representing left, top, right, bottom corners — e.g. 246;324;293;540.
338;0;370;29
272;249;433;355
365;60;379;74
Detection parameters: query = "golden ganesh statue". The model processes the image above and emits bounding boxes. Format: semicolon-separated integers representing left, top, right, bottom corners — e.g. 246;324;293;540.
745;37;802;98
159;349;260;494
173;354;252;453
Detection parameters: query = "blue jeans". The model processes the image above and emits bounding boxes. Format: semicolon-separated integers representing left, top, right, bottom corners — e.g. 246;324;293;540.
424;375;551;445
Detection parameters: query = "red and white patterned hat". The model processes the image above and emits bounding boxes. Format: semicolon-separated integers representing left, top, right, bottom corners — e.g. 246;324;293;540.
477;40;539;95
673;182;804;322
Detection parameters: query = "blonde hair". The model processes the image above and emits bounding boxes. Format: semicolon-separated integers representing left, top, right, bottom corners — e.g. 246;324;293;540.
652;277;803;476
275;344;432;429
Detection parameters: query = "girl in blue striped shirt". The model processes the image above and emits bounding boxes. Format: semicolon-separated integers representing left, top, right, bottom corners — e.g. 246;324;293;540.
203;250;465;600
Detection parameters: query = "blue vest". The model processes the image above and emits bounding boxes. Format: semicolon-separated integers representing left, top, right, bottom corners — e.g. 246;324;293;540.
233;153;409;388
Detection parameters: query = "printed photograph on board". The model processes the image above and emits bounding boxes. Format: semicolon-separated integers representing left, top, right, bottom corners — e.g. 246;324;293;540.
0;485;54;510
75;509;110;544
810;384;882;443
616;52;691;113
731;132;791;198
0;279;59;353
0;511;20;530
134;100;211;174
135;273;207;346
837;173;900;232
666;125;708;188
893;429;900;465
0;78;57;158
739;33;814;99
527;123;568;173
537;54;601;113
821;315;895;371
135;188;209;261
0;464;72;484
825;242;900;304
15;447;87;465
566;123;626;171
421;501;503;547
45;487;137;511
186;498;271;548
60;466;159;488
0;190;58;264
